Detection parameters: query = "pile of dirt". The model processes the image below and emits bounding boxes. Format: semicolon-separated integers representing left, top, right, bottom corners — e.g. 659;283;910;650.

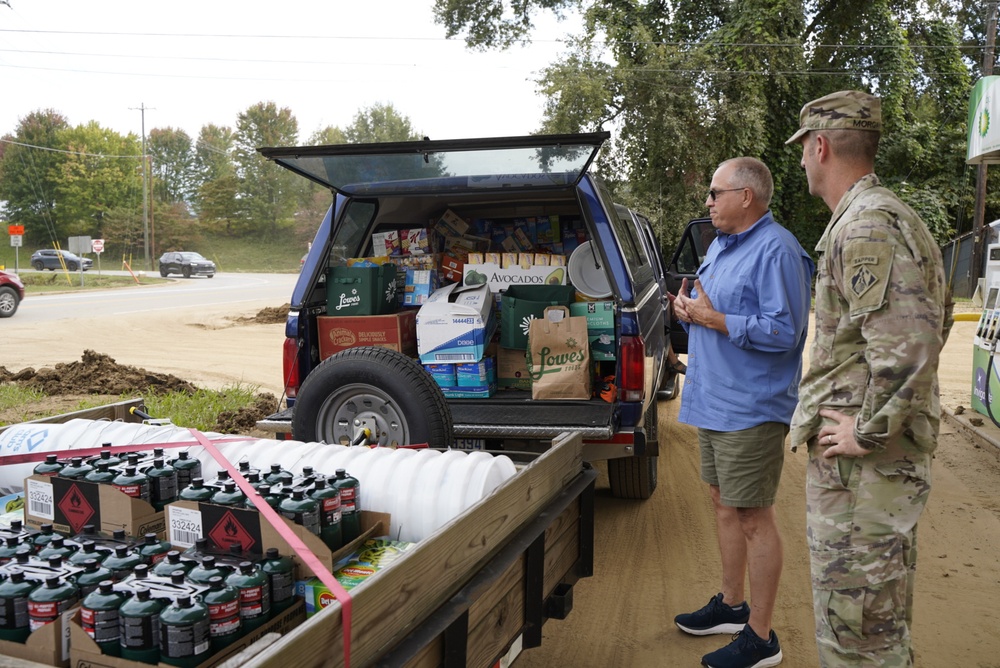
0;350;278;438
0;350;196;395
233;304;290;325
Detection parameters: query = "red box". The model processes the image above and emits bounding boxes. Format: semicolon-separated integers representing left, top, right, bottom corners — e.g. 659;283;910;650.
440;253;465;284
318;310;417;359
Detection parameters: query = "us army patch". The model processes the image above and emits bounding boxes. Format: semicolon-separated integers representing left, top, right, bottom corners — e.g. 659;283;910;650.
844;241;891;314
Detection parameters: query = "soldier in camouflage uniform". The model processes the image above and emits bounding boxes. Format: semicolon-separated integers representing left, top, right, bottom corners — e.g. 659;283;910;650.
786;90;953;667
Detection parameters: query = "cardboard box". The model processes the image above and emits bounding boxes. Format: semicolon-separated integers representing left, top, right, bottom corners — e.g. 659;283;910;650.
0;604;77;667
317;310;417;360
423;363;456;388
498;346;531;390
441;380;497;399
69;601;305;668
462;263;567;294
498;284;577;350
325;264;398;316
371;230;400;256
570;301;617;361
403;268;439;306
416;284;496;363
435;209;469;238
440;254;465;284
456;357;493;387
23;475;164;539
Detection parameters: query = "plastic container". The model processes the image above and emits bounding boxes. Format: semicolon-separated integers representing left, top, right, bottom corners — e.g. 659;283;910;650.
0;570;37;642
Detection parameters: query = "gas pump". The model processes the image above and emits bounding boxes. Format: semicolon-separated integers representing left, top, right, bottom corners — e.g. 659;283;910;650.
972;244;1000;418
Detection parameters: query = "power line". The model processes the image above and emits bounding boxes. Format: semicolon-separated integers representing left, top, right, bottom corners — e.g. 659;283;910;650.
0;137;140;159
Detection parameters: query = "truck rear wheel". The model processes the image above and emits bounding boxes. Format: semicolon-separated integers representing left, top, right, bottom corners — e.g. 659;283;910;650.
292;347;454;448
608;398;659;499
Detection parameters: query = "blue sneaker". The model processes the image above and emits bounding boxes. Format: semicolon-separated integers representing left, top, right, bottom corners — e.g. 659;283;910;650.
674;593;750;635
701;624;782;668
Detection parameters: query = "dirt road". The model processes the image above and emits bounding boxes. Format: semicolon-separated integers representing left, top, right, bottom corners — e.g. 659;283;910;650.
2;296;998;666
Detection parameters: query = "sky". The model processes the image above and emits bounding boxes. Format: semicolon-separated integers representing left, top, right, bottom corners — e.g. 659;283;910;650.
0;0;581;145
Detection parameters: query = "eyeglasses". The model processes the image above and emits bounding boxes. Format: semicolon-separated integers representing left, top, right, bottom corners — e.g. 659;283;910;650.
708;187;746;202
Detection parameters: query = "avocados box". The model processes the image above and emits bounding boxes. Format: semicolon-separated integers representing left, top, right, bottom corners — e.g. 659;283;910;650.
23;474;165;539
0;604;79;667
69;600;305;668
570;300;617;361
317;310;417;360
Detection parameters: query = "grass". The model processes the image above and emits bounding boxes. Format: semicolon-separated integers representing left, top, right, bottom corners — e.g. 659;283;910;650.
140;384;264;432
17;272;171;294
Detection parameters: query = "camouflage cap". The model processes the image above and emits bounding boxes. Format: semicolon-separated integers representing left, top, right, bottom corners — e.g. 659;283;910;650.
785;90;882;145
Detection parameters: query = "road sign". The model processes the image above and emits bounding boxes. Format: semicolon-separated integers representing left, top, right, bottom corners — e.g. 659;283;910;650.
10;235;22;248
8;225;24;236
92;238;105;254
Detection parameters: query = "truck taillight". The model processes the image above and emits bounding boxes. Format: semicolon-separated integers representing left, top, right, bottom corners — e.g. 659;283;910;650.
619;335;645;403
282;337;300;398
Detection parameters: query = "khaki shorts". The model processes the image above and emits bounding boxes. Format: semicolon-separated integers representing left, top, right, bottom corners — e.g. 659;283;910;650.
698;422;787;508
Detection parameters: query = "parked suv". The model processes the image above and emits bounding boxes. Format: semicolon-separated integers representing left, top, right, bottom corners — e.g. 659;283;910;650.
258;132;672;499
30;249;92;272
0;269;24;317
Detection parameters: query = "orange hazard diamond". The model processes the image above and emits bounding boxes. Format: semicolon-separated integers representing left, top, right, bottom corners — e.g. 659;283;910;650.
207;510;256;552
57;483;95;534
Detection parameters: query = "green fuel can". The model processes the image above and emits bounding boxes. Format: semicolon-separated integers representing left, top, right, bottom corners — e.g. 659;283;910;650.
210;481;246;508
333;469;362;542
32;454;64;477
0;570;37;643
264;464;294;487
310;479;343;552
102;545;143;581
152;551;195;579
27;576;79;632
279;490;320;536
81;580;125;656
178;477;215;502
169;451;202;490
0;537;24;564
37;536;77;562
225;561;270;635
112;466;150;503
146;459;178;512
187;556;231;585
68;540;103;566
31;523;56;551
84;461;117;484
75;558;115;597
159;595;211;667
202;576;241;652
118;587;164;665
138;533;172;566
260;548;295;617
59;456;94;480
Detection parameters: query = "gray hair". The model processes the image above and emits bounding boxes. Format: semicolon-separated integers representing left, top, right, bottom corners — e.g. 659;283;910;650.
719;157;774;207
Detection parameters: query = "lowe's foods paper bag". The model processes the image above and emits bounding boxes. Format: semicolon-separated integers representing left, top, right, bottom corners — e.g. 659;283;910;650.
527;306;591;400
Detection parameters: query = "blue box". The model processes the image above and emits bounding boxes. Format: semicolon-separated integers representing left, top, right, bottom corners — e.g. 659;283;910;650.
423;363;456;388
456;358;494;387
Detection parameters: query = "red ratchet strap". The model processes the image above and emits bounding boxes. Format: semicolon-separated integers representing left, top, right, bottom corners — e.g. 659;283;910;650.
187;429;353;668
0;438;247;467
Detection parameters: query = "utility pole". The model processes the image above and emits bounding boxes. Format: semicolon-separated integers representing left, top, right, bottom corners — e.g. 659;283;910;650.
130;103;154;271
972;2;998;294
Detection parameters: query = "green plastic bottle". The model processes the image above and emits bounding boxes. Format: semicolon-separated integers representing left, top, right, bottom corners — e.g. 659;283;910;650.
152;551;195;579
81;580;125;656
0;537;23;564
169;451;202;490
118;587;164;664
59;456;94;480
75;558;115;597
259;548;295;617
210;481;246;508
112;466;151;504
37;536;78;562
0;570;37;642
27;576;79;632
138;533;172;566
178;477;215;502
225;561;271;634
102;545;143;581
84;461;117;484
264;464;294;487
332;469;362;542
237;460;260;479
279;490;320;536
146;458;178;512
186;555;231;585
202;576;241;652
158;595;211;667
310;479;343;552
32;454;64;477
91;447;122;468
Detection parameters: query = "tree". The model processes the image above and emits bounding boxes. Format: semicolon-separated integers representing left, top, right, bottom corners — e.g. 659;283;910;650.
0;109;70;246
148;127;195;206
232;102;302;238
343;103;424;143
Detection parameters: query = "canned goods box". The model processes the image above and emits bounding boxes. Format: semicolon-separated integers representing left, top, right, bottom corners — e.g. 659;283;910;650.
68;599;305;668
0;603;79;667
23;474;164;541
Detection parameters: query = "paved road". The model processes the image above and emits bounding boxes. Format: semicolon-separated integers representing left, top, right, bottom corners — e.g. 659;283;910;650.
12;273;298;324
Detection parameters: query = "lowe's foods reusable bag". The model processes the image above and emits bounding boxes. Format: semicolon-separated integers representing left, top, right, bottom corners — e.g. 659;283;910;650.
500;284;577;350
527;306;591;400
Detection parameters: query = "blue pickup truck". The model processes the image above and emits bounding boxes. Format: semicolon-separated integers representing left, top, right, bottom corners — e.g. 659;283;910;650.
257;132;676;499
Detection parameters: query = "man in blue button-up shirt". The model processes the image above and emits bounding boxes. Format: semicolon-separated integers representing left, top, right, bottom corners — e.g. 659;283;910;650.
671;157;814;668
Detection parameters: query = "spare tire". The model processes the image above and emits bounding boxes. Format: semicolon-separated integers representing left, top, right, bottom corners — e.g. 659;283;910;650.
292;347;454;448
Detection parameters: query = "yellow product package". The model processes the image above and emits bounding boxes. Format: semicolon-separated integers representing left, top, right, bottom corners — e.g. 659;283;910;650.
332;538;414;590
